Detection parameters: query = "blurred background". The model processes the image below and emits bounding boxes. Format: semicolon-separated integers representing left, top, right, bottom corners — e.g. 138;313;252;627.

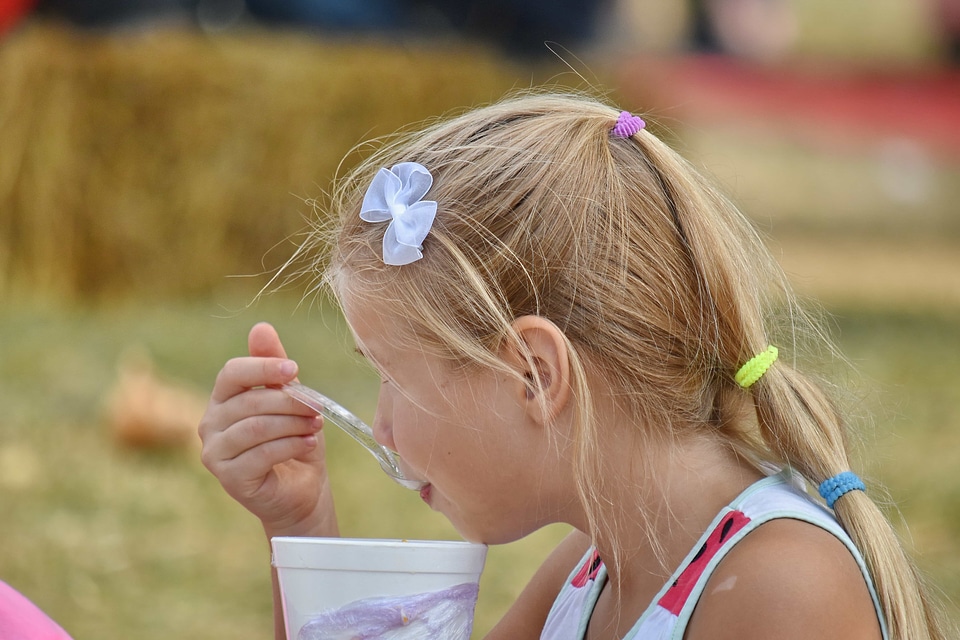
0;0;957;637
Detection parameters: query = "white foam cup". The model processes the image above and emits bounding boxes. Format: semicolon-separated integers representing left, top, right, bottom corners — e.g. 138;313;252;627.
271;537;488;640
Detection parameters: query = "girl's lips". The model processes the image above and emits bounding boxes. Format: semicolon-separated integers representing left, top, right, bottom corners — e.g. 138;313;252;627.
419;483;433;505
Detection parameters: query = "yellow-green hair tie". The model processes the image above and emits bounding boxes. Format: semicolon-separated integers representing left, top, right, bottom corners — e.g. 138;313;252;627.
735;346;779;389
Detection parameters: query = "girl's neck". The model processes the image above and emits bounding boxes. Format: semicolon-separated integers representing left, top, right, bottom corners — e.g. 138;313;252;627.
580;427;764;615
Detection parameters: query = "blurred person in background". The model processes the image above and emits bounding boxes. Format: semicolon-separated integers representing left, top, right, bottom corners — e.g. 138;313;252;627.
28;0;609;57
688;0;797;61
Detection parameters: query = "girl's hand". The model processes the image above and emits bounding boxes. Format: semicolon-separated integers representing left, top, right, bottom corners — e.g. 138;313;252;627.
199;322;338;538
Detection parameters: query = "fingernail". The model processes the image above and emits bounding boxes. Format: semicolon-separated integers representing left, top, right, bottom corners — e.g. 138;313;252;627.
302;434;317;448
280;360;298;377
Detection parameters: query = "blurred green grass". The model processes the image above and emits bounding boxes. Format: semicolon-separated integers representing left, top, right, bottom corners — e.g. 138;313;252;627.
0;299;957;638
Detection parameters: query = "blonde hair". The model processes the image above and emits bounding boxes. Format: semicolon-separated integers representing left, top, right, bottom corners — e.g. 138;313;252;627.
302;93;949;639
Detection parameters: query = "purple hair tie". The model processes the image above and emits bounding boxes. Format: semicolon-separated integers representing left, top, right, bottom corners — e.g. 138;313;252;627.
611;111;645;138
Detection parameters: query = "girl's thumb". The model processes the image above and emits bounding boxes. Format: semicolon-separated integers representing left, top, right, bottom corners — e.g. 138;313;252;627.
248;322;289;359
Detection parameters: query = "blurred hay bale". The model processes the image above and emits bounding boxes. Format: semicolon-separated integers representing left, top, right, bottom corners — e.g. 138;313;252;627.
0;23;521;300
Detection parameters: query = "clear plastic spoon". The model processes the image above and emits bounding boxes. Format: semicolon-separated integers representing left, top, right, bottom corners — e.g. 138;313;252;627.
282;382;425;491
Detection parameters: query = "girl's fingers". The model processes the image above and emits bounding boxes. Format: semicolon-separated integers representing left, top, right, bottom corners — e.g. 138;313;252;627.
211;434;321;502
208;323;297;404
198;324;330;516
210;356;299;404
219;386;317;427
214;412;322;463
232;434;320;483
199;386;315;446
201;413;321;476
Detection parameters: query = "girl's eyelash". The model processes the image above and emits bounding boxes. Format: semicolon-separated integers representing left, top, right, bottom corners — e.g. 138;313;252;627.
353;345;396;386
355;350;390;384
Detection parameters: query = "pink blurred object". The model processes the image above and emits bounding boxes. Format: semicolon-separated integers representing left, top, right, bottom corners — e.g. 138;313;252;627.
0;579;73;639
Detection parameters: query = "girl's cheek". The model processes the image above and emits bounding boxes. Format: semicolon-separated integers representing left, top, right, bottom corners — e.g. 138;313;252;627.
391;408;430;464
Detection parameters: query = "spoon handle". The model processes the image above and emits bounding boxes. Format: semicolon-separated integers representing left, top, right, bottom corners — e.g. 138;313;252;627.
281;382;423;490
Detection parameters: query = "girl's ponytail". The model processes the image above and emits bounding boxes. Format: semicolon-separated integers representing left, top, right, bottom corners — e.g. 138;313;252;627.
633;129;951;640
752;364;950;639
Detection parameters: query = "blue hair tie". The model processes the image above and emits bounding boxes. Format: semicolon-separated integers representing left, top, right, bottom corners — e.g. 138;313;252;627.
818;471;866;509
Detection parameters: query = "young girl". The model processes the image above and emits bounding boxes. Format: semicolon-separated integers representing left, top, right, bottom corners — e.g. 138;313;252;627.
199;93;949;639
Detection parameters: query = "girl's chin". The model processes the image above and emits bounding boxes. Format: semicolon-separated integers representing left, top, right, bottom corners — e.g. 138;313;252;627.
418;487;500;546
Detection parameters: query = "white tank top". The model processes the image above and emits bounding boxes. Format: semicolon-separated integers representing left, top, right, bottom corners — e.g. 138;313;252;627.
540;470;888;639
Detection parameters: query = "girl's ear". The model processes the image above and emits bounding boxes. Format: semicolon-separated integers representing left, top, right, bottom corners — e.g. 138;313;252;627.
506;315;572;426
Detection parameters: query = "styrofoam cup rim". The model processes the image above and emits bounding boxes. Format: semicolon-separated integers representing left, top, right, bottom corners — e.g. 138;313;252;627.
271;536;488;574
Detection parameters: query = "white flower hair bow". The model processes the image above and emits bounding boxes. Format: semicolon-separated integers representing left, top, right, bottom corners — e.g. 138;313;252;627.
359;162;437;266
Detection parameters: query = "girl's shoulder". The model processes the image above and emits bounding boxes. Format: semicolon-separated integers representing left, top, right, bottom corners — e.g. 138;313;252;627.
683;518;884;640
